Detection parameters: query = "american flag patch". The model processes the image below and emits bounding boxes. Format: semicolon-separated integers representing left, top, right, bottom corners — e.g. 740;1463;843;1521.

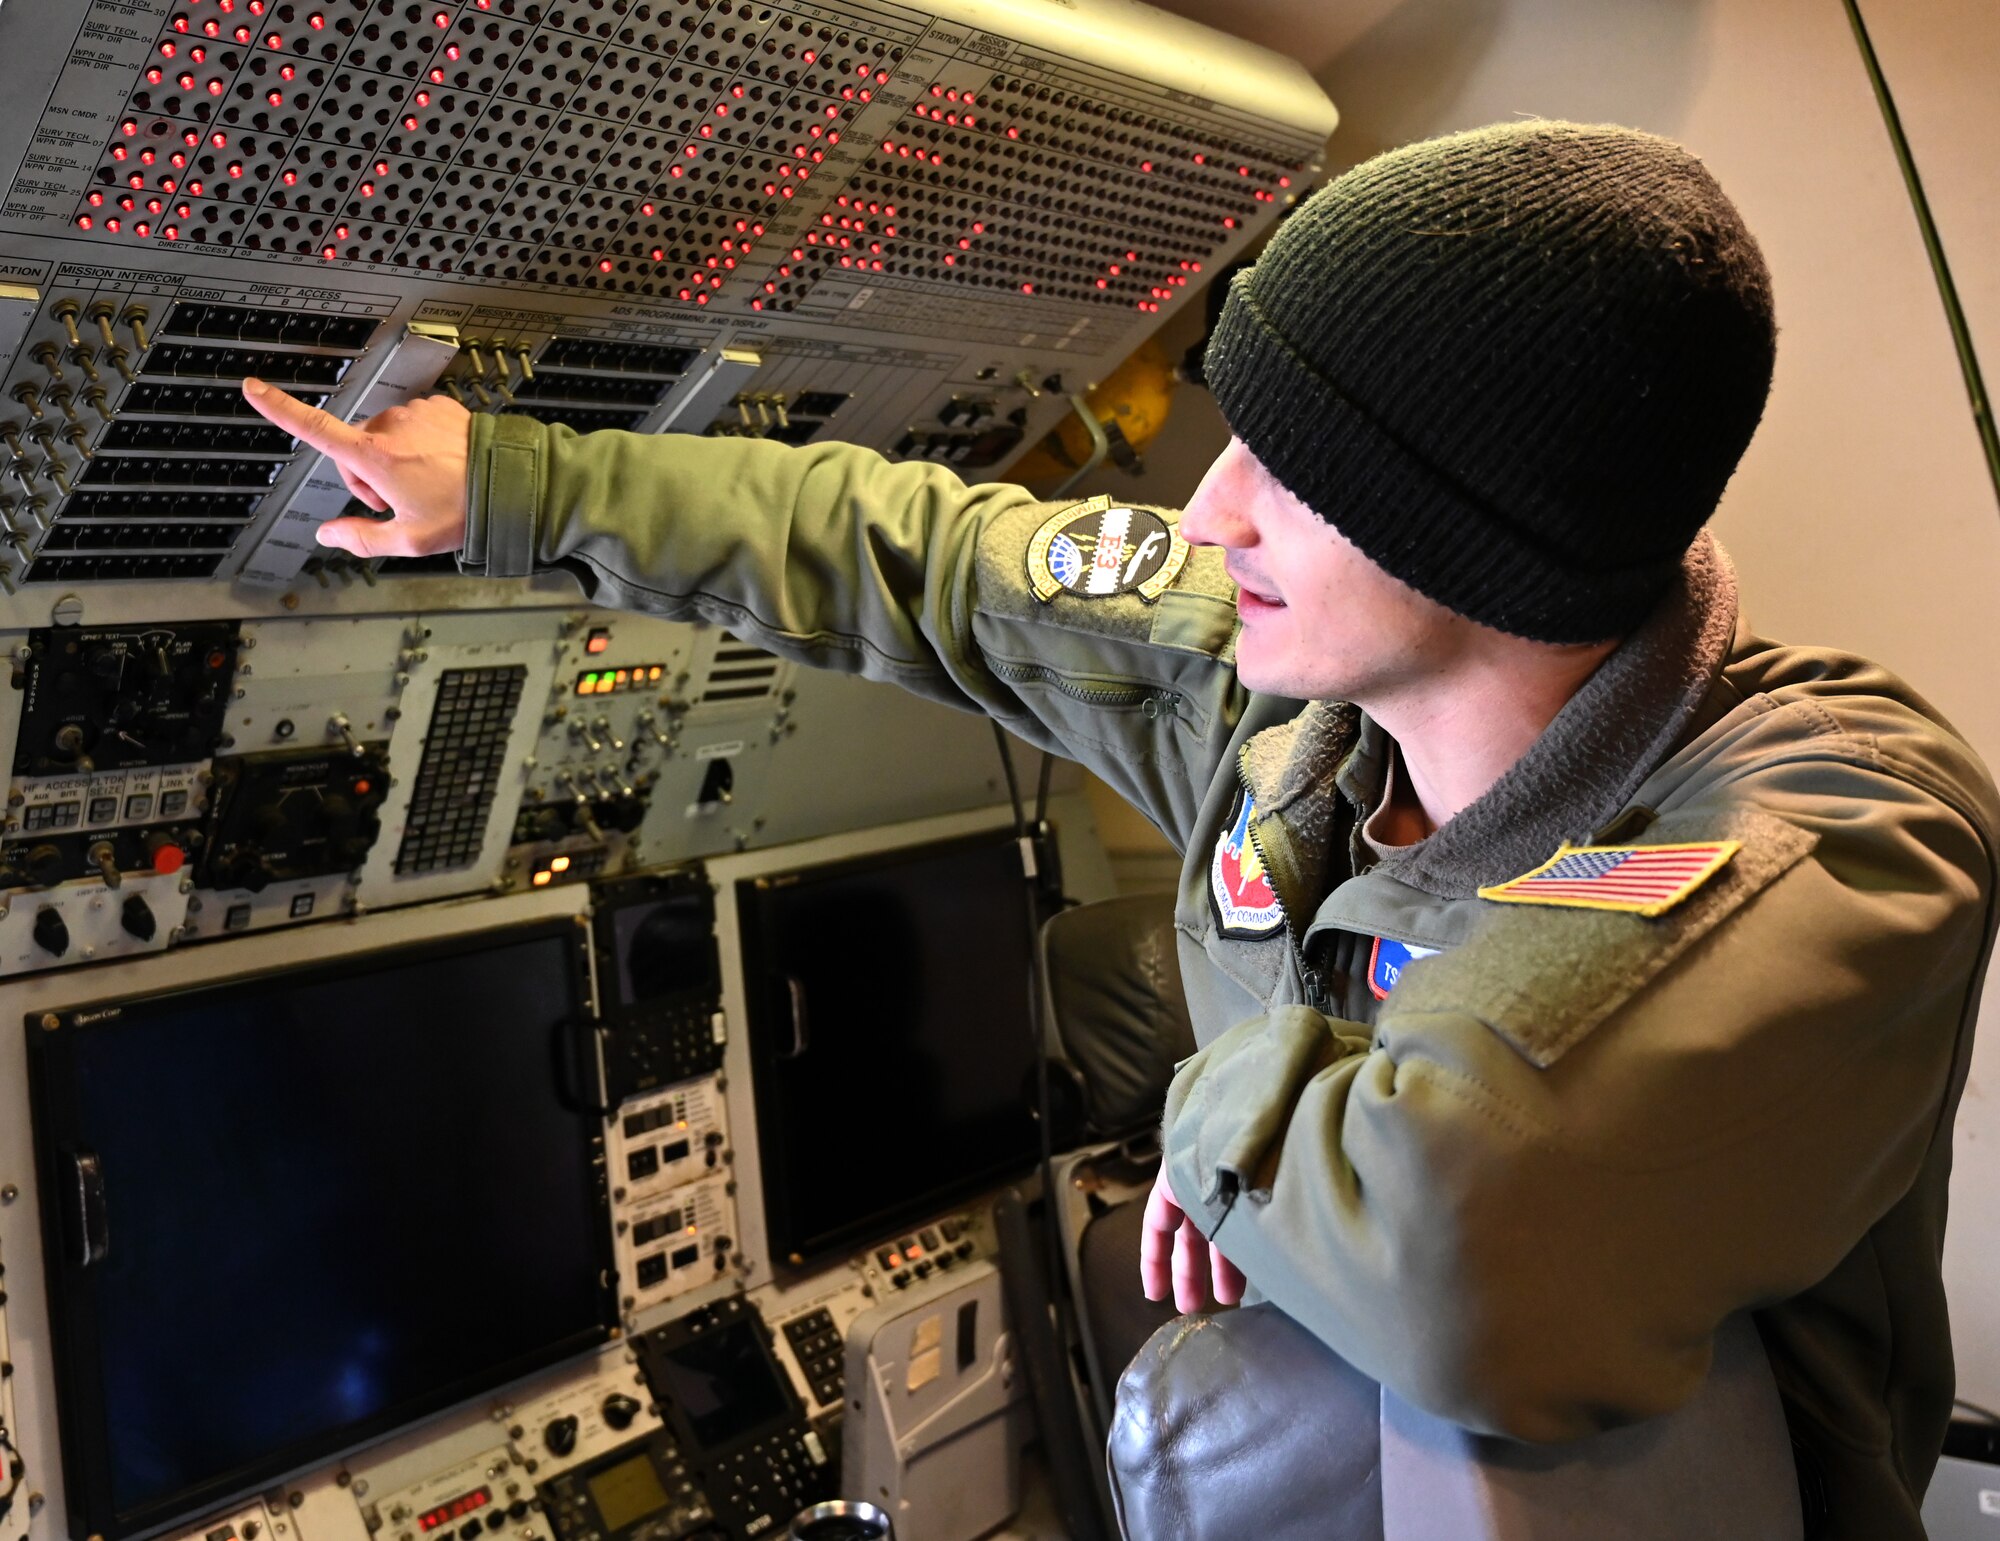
1477;840;1740;917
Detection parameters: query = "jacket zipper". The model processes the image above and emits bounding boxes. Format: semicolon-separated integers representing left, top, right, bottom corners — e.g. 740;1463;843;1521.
1235;748;1331;1014
990;659;1182;717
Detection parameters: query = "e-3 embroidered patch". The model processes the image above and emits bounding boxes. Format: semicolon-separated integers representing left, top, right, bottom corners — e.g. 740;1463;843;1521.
1027;495;1190;604
1477;840;1740;917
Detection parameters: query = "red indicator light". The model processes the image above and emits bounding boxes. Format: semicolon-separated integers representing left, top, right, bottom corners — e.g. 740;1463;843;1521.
641;201;655;215
265;30;282;44
228;161;243;177
1193;152;1205;164
120;119;138;136
172;14;189;29
159;40;177;56
445;42;460;58
434;9;449;25
135;222;151;237
307;10;324;26
86;191;103;205
105;218;121;231
1006;125;1019;139
147;198;163;213
190;44;206;60
732;84;744;97
281;169;297;185
188;180;203;194
715;103;727;115
208;78;224;94
171;150;187;167
415;90;430;106
403;115;419;130
151;842;185;875
212;131;227;146
128;173;144;189
353;778;372;796
76;215;92;230
321;244;336;259
140;148;157;164
375;160;389;175
177;202;191;216
1021;282;1034;294
359;181;375;195
598;258;613;272
650;246;664;261
266;89;282;105
147;67;164;82
164;226;179;240
234;25;251;40
802;49;816;62
335;223;349;237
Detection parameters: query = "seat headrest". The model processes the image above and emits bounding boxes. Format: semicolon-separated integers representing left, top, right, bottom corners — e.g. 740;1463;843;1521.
1042;893;1196;1136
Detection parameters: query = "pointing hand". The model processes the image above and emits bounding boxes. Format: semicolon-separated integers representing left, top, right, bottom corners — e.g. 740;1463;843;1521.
242;377;472;558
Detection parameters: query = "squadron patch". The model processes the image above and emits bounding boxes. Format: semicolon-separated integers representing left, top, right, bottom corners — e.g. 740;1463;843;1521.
1210;790;1285;938
1027;495;1189;604
1477;840;1740;917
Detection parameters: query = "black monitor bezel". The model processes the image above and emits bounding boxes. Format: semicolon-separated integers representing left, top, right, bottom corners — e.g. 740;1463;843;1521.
589;866;721;1021
26;917;619;1541
735;829;1041;1270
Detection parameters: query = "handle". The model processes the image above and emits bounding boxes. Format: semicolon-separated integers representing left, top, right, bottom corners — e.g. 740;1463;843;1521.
783;976;810;1060
70;1149;109;1268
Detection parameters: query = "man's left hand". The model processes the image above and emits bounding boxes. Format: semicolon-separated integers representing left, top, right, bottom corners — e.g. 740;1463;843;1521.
1140;1161;1246;1312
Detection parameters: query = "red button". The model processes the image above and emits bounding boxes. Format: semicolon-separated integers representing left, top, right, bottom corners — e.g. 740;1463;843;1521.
151;842;185;875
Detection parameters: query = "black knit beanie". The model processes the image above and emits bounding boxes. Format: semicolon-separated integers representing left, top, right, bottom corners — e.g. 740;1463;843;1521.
1203;120;1776;643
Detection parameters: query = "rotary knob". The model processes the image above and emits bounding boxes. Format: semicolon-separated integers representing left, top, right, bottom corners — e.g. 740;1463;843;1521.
601;1393;641;1431
543;1413;579;1457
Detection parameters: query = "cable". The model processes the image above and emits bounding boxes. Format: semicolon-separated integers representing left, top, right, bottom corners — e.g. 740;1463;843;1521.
1954;1397;2000;1425
1841;0;2000;513
991;720;1027;839
1033;747;1057;830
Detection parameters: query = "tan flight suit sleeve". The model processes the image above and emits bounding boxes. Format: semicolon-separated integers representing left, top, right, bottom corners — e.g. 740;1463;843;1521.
459;414;1247;848
1162;754;1996;1441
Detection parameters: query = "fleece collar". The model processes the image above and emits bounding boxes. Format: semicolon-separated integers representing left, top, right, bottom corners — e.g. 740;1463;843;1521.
1236;531;1742;916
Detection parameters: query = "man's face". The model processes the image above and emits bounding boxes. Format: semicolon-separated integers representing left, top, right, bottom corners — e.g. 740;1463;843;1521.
1178;437;1475;702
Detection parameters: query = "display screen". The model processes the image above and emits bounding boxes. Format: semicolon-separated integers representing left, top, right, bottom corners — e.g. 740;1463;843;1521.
608;887;719;1007
30;922;615;1540
650;1319;792;1452
586;1455;670;1532
738;832;1039;1264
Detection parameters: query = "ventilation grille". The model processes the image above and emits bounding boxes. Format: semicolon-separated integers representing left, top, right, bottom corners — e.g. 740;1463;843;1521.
701;639;784;705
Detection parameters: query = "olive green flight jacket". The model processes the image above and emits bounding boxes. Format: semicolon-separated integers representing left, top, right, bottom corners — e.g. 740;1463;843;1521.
463;415;2000;1540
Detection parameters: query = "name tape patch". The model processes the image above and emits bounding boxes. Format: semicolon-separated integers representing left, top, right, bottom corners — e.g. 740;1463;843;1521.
1369;935;1441;999
1027;495;1189;604
1477;840;1740;917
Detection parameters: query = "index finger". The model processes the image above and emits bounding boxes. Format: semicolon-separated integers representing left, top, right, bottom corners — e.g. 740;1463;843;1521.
242;377;372;465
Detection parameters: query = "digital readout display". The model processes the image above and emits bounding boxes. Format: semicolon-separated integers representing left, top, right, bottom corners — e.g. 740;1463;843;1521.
586;1455;671;1533
418;1488;491;1532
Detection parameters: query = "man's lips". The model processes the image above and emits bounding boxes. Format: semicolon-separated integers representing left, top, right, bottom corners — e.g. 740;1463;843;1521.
1231;571;1285;613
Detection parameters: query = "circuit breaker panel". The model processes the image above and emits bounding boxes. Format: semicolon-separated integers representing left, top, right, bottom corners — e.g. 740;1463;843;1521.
0;0;1334;592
